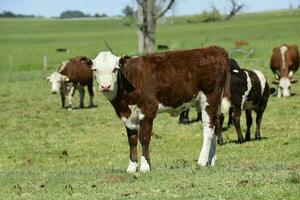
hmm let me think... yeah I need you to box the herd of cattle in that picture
[45,44,299,173]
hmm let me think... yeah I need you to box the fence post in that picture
[43,53,48,71]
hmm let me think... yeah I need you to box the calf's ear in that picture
[80,56,93,66]
[119,55,131,68]
[291,80,298,84]
[117,70,135,92]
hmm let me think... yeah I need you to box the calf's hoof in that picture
[140,156,151,173]
[217,139,224,145]
[179,118,189,124]
[88,104,98,108]
[126,160,138,173]
[237,139,244,144]
[255,135,261,140]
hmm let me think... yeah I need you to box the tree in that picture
[225,0,245,20]
[122,5,136,18]
[137,0,176,54]
[60,10,87,18]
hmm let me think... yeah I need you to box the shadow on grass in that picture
[68,105,98,110]
[221,136,269,145]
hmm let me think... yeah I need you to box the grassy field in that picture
[0,10,300,199]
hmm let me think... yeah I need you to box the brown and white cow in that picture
[45,56,96,109]
[92,47,231,173]
[270,45,299,97]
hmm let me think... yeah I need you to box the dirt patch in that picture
[105,175,126,184]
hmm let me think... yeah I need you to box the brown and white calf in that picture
[45,56,96,109]
[92,47,231,173]
[217,68,270,144]
[270,45,299,97]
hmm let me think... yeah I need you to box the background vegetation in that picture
[0,9,299,199]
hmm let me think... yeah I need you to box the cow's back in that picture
[123,46,229,107]
[60,56,93,85]
[270,45,300,73]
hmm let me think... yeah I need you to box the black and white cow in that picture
[179,59,271,144]
[217,68,271,144]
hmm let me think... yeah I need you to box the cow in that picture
[45,56,96,109]
[91,46,231,173]
[217,68,271,144]
[270,45,299,97]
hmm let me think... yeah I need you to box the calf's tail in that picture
[220,69,231,114]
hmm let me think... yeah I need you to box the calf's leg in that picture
[138,117,154,172]
[233,108,244,143]
[78,85,85,108]
[87,82,96,107]
[255,110,264,140]
[198,92,218,166]
[227,107,234,127]
[245,110,252,141]
[179,110,189,124]
[60,90,65,108]
[126,127,138,173]
[217,114,224,145]
[66,86,75,110]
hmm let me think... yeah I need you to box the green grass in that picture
[0,10,300,199]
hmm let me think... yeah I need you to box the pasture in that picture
[0,10,300,199]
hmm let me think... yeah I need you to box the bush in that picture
[187,8,222,23]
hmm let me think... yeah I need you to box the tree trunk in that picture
[145,0,156,54]
[137,1,146,54]
[137,0,175,54]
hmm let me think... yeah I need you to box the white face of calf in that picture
[278,77,291,97]
[92,51,120,100]
[45,72,69,94]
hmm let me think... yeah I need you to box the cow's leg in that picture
[179,110,189,124]
[217,114,224,145]
[78,85,85,108]
[67,86,75,110]
[227,107,233,127]
[87,82,96,107]
[245,110,252,141]
[233,108,244,143]
[198,92,218,167]
[195,101,202,122]
[255,92,269,140]
[138,117,154,172]
[255,110,264,140]
[126,127,138,173]
[60,89,65,108]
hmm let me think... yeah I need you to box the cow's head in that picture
[44,71,69,94]
[92,51,134,100]
[272,70,297,97]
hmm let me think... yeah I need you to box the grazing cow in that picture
[45,56,96,109]
[92,46,231,173]
[217,68,270,144]
[270,45,299,97]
